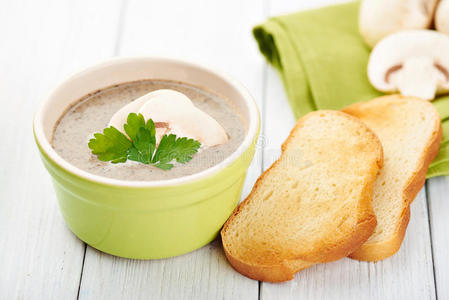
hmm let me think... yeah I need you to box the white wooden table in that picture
[1,0,448,299]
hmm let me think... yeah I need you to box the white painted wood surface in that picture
[0,0,122,299]
[0,0,447,299]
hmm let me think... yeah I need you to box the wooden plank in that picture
[427,177,449,299]
[260,0,437,297]
[79,241,255,300]
[78,0,265,299]
[0,0,122,299]
[262,68,296,170]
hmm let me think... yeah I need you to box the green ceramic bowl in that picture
[33,57,260,259]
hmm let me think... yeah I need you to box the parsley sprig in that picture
[88,113,201,170]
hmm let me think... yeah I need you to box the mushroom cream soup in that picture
[52,80,245,181]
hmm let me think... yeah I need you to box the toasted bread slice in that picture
[343,95,442,261]
[221,111,383,282]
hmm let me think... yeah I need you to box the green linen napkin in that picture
[253,1,449,178]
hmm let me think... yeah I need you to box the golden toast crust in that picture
[344,95,442,261]
[221,111,383,282]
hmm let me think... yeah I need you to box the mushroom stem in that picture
[392,57,439,100]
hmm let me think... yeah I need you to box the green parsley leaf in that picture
[123,113,145,141]
[145,118,156,152]
[89,113,202,170]
[153,134,201,166]
[127,127,155,164]
[153,162,174,171]
[88,126,132,163]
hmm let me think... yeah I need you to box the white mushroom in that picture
[367,30,449,101]
[436,0,449,35]
[108,89,182,141]
[109,89,228,147]
[359,0,438,47]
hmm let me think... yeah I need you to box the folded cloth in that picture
[253,1,449,178]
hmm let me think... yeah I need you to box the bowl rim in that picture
[33,56,260,188]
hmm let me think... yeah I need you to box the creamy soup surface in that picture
[52,80,246,181]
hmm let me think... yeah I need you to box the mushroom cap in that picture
[367,30,449,100]
[359,0,438,47]
[436,0,449,36]
[108,89,193,142]
[138,93,228,147]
